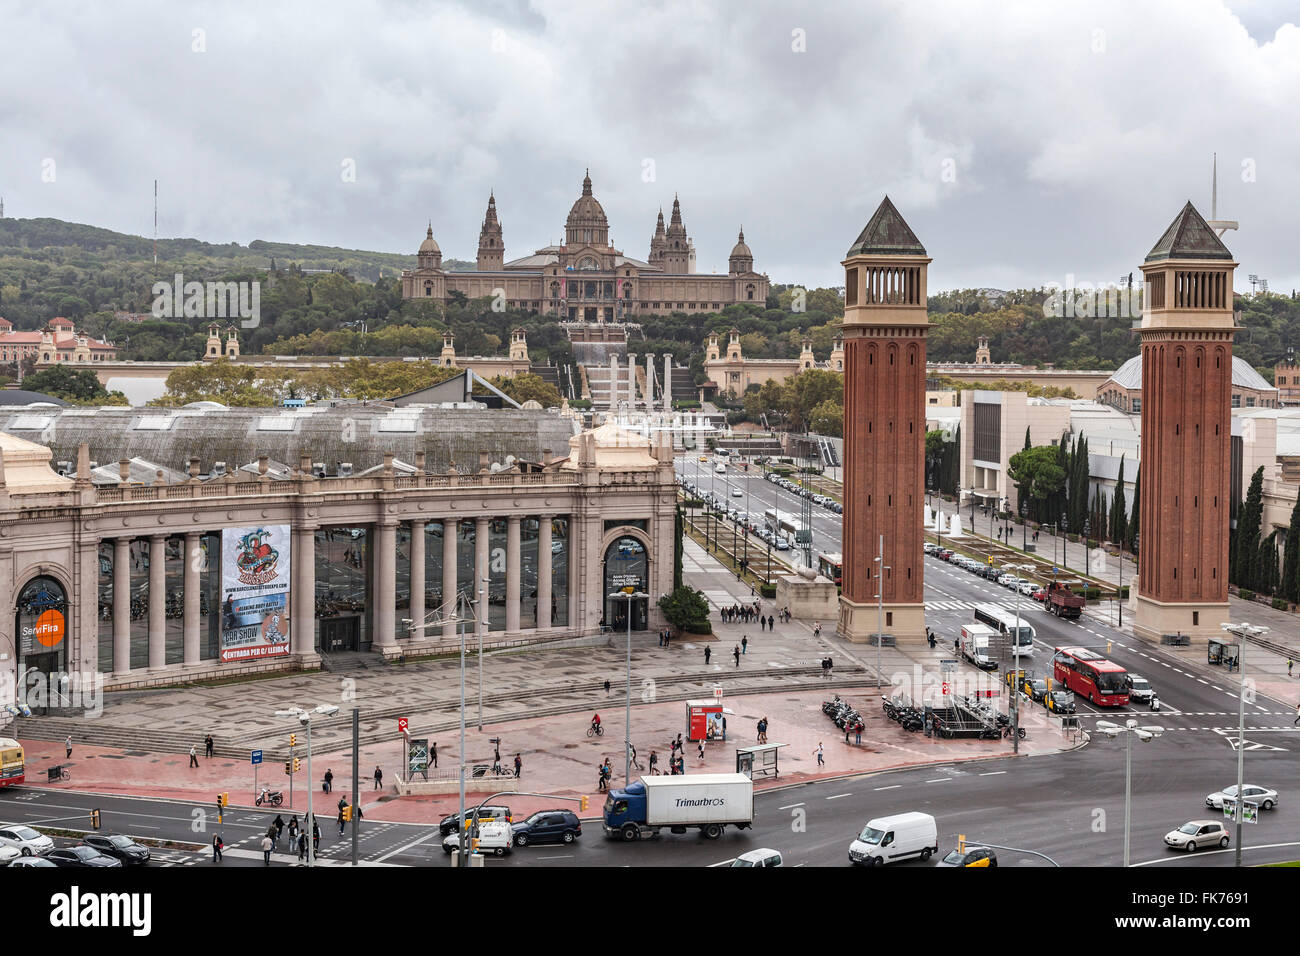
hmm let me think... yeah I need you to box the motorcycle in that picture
[256,786,284,807]
[1149,695,1161,711]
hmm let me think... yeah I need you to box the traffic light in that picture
[284,761,292,775]
[470,837,480,851]
[957,833,966,853]
[342,805,353,822]
[289,733,297,748]
[218,792,228,807]
[579,795,589,812]
[293,757,301,774]
[90,809,101,830]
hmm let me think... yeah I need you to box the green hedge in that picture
[1086,539,1099,549]
[569,398,592,409]
[680,497,704,508]
[1272,598,1290,611]
[1239,589,1255,601]
[1066,533,1079,543]
[760,585,777,599]
[672,399,701,410]
[684,621,713,634]
[1081,587,1101,600]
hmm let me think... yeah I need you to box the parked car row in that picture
[763,471,842,514]
[440,807,582,856]
[0,824,149,867]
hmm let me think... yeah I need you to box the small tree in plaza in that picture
[658,586,711,635]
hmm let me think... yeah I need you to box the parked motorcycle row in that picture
[880,695,926,733]
[822,696,866,733]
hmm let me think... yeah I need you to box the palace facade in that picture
[400,172,770,319]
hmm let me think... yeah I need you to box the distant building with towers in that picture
[400,171,770,318]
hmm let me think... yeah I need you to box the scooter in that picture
[256,785,284,807]
[1149,695,1161,712]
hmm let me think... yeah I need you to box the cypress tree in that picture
[1128,469,1140,553]
[1259,532,1280,597]
[1282,494,1300,603]
[1234,467,1265,590]
[1110,456,1127,547]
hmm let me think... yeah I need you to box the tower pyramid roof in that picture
[1144,201,1233,262]
[846,196,926,257]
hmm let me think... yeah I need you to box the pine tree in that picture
[1234,467,1265,590]
[1128,469,1140,553]
[1282,494,1300,603]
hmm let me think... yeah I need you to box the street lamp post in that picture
[1095,718,1165,866]
[1021,501,1027,551]
[273,702,340,867]
[608,590,649,787]
[1084,518,1091,579]
[1222,621,1268,867]
[873,535,889,682]
[1061,511,1068,573]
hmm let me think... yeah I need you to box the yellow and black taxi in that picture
[937,846,998,867]
[1044,689,1075,714]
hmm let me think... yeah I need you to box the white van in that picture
[442,820,513,857]
[715,463,726,473]
[848,812,938,866]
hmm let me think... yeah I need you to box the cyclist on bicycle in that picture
[591,713,601,733]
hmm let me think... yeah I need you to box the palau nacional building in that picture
[838,197,1240,647]
[0,404,676,701]
[400,172,771,319]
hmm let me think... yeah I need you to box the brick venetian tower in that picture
[838,197,929,644]
[1134,202,1236,642]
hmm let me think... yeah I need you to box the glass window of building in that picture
[550,518,569,628]
[165,539,184,665]
[97,542,113,674]
[315,527,370,653]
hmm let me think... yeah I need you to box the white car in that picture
[1205,784,1277,811]
[731,488,743,497]
[731,848,783,867]
[1017,581,1038,596]
[0,824,54,856]
[0,843,19,865]
[1165,820,1230,852]
[442,820,513,857]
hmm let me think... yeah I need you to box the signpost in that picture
[398,717,409,781]
[251,749,262,803]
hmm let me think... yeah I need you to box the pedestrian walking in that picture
[262,832,273,864]
[597,763,608,792]
[767,614,773,631]
[297,832,307,861]
[697,741,705,761]
[373,765,383,790]
[1295,702,1299,726]
[273,814,285,848]
[312,820,320,853]
[288,815,299,846]
[814,742,824,767]
[704,646,711,665]
[323,768,333,793]
[514,753,522,778]
[65,735,72,760]
[854,722,863,746]
[658,629,664,647]
[734,645,741,667]
[212,833,223,863]
[1289,659,1294,678]
[204,734,214,758]
[648,750,659,774]
[675,732,683,755]
[604,679,611,696]
[338,806,346,836]
[814,622,822,638]
[492,745,502,774]
[431,742,438,768]
[189,744,199,768]
[742,636,748,654]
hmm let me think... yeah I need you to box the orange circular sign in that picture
[35,609,65,648]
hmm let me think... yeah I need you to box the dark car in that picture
[511,809,582,847]
[82,834,150,865]
[1044,689,1076,714]
[8,856,57,867]
[438,806,512,837]
[43,846,123,868]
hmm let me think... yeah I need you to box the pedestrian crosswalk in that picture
[924,600,1027,611]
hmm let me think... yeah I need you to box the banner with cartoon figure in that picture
[221,525,291,662]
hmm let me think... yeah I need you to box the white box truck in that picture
[847,811,939,865]
[960,623,999,671]
[603,773,754,841]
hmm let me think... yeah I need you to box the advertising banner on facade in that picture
[221,525,291,662]
[407,738,430,781]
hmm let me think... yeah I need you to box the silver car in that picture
[0,824,54,856]
[1205,784,1277,811]
[1164,820,1229,852]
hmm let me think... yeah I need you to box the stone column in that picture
[442,519,458,639]
[148,535,166,670]
[183,532,201,667]
[663,354,673,412]
[374,520,397,651]
[609,354,619,410]
[475,516,490,632]
[506,515,521,632]
[408,520,425,642]
[112,537,131,675]
[292,528,316,657]
[537,516,553,630]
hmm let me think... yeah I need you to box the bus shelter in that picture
[1208,638,1238,667]
[736,743,786,779]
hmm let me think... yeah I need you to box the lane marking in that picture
[826,793,852,800]
[873,785,901,791]
[778,802,805,810]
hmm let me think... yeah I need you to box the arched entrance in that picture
[16,576,69,715]
[603,535,649,631]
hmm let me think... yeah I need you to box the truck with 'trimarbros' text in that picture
[603,773,754,841]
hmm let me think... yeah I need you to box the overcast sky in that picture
[3,0,1298,294]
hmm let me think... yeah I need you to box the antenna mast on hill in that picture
[1206,153,1239,238]
[153,179,158,264]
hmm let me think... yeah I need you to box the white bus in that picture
[973,603,1035,656]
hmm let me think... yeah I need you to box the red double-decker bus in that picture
[1052,647,1129,706]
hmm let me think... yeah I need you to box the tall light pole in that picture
[1021,500,1027,551]
[1222,621,1268,867]
[873,535,889,682]
[1095,718,1164,867]
[477,577,486,731]
[273,702,339,866]
[1061,511,1068,573]
[609,590,648,786]
[457,590,468,866]
[1084,518,1091,579]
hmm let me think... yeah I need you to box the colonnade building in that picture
[0,404,675,700]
